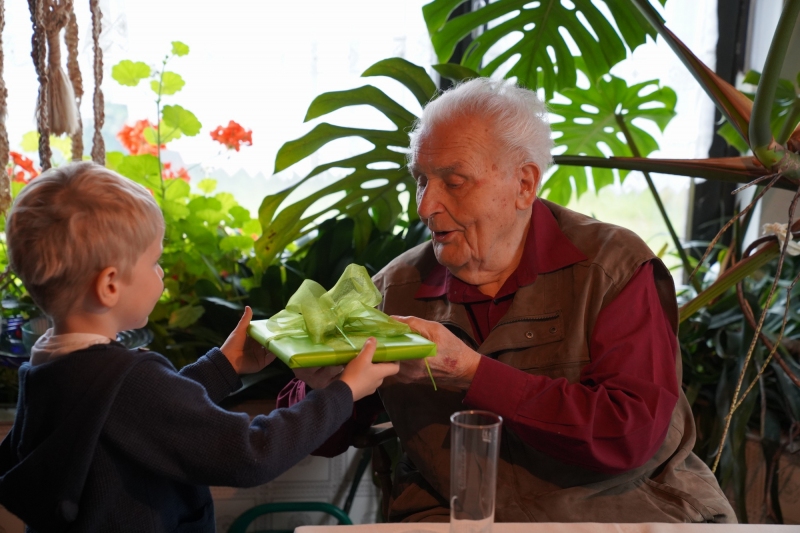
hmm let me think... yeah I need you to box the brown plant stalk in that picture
[712,182,800,473]
[688,174,780,285]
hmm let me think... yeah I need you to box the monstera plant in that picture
[257,0,800,521]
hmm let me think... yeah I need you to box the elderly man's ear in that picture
[515,161,540,210]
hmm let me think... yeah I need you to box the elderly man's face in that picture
[410,114,539,285]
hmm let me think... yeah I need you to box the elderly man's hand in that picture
[391,316,481,390]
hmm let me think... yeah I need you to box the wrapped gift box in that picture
[248,319,436,368]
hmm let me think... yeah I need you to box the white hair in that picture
[408,78,553,177]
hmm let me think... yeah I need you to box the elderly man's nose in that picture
[416,182,442,219]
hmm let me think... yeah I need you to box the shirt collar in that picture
[415,199,588,301]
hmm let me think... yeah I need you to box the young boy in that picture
[0,162,398,531]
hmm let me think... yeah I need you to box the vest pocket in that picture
[491,313,568,368]
[640,477,717,522]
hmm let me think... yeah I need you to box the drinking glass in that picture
[449,410,502,533]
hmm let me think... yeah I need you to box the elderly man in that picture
[278,78,735,523]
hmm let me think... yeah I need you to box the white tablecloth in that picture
[296,523,800,533]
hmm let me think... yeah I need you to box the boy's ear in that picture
[95,266,121,308]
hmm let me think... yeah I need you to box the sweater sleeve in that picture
[102,355,354,488]
[276,379,385,457]
[463,261,680,474]
[178,348,242,404]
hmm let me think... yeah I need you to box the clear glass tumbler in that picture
[449,410,503,533]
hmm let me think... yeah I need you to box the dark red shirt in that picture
[278,201,679,473]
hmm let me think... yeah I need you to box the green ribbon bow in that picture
[263,264,411,346]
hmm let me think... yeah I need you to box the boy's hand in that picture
[339,338,399,401]
[221,306,275,375]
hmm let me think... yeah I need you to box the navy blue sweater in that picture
[0,342,353,532]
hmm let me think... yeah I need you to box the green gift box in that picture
[248,320,436,368]
[247,264,436,369]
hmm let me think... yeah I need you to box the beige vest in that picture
[374,200,735,524]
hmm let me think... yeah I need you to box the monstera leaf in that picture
[256,58,437,267]
[422,0,664,97]
[718,70,800,153]
[544,74,676,205]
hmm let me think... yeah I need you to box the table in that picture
[297,523,800,533]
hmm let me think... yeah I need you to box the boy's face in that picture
[118,235,165,331]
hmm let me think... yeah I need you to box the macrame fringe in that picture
[0,0,12,214]
[90,0,104,165]
[65,8,83,161]
[43,0,78,137]
[29,0,52,170]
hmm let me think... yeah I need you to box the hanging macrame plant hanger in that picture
[0,0,106,214]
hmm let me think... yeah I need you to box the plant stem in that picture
[615,115,699,290]
[777,96,800,146]
[157,56,168,204]
[750,0,800,165]
[711,185,800,473]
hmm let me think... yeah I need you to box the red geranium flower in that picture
[117,119,164,156]
[7,152,40,184]
[210,121,252,151]
[162,162,190,182]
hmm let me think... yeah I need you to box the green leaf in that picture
[164,178,190,201]
[432,63,480,84]
[20,131,39,152]
[19,131,72,157]
[362,57,438,107]
[228,205,251,226]
[168,305,205,328]
[242,219,261,236]
[105,151,124,171]
[143,123,182,145]
[259,57,436,266]
[111,60,151,87]
[679,241,779,322]
[197,178,217,194]
[215,192,238,213]
[353,210,374,255]
[162,105,202,137]
[117,154,162,191]
[305,85,416,128]
[151,71,185,96]
[50,136,72,157]
[274,123,406,173]
[162,199,190,220]
[717,70,798,153]
[171,41,190,57]
[544,75,676,203]
[423,0,657,97]
[717,122,751,154]
[219,234,255,253]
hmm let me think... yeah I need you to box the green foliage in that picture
[257,58,436,267]
[162,104,202,136]
[171,41,190,57]
[422,0,662,97]
[111,60,151,86]
[680,253,800,520]
[153,72,186,96]
[545,74,676,204]
[718,70,800,154]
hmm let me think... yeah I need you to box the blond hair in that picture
[5,162,164,319]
